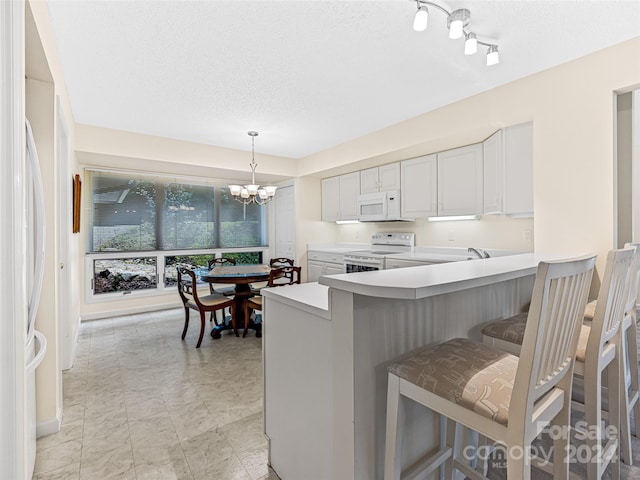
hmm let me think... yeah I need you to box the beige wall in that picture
[26,0,79,431]
[299,37,640,276]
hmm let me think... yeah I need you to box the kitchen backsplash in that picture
[333,215,534,251]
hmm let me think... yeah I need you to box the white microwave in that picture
[356,190,413,222]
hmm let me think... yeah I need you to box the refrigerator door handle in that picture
[25,119,46,333]
[26,330,47,371]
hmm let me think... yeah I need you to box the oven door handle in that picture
[344,258,382,266]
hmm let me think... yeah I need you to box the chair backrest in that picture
[589,247,635,353]
[267,266,302,287]
[270,257,294,268]
[208,257,236,269]
[177,266,200,305]
[623,242,640,315]
[511,254,596,423]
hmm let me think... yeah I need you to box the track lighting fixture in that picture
[409,0,499,66]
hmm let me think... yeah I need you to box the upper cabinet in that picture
[401,155,437,218]
[483,121,533,216]
[437,143,484,216]
[321,172,360,221]
[360,162,400,194]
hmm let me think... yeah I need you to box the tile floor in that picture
[32,307,640,480]
[33,308,280,480]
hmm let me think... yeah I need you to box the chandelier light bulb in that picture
[413,5,428,32]
[486,45,499,66]
[464,32,477,55]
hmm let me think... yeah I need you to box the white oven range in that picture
[343,232,415,273]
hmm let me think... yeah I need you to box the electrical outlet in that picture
[523,230,532,241]
[448,230,455,242]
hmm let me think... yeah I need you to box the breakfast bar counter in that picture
[261,253,566,480]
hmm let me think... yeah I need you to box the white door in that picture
[56,99,74,371]
[274,185,296,260]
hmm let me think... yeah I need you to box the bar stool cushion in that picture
[479,312,527,344]
[388,337,518,426]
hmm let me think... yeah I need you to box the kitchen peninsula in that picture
[261,253,567,480]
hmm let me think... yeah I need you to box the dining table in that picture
[200,263,271,339]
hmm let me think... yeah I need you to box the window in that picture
[87,170,268,298]
[89,171,266,253]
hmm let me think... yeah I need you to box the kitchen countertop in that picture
[319,252,568,300]
[265,252,568,304]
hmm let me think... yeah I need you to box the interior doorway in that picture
[616,88,639,247]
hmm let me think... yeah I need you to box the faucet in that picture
[468,247,490,259]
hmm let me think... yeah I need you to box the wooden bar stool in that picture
[384,255,596,480]
[481,247,635,479]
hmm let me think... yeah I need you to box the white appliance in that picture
[356,190,413,222]
[343,233,415,273]
[25,119,48,480]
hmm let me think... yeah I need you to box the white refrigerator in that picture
[25,119,48,479]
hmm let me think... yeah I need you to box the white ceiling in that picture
[46,0,640,160]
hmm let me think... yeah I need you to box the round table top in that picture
[200,264,271,284]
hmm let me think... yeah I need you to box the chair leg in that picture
[620,320,635,464]
[196,309,206,348]
[230,303,238,337]
[384,374,404,480]
[584,364,605,480]
[243,303,251,338]
[181,306,190,340]
[551,403,572,480]
[608,353,621,479]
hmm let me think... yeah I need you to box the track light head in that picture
[447,9,470,40]
[413,5,429,32]
[464,32,477,55]
[486,45,499,66]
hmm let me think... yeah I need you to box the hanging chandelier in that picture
[410,0,499,66]
[228,131,277,206]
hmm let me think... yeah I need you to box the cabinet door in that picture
[339,172,360,220]
[378,162,400,192]
[307,261,324,283]
[321,176,340,222]
[401,155,437,218]
[483,130,504,214]
[323,263,344,276]
[274,185,296,258]
[360,167,379,194]
[504,122,533,216]
[437,144,483,216]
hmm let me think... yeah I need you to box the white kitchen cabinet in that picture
[401,154,437,218]
[321,172,360,221]
[307,251,345,282]
[273,185,296,258]
[437,143,484,216]
[321,176,340,222]
[483,122,533,216]
[360,162,400,194]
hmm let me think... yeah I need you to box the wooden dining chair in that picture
[176,266,236,348]
[243,266,301,338]
[384,255,595,480]
[251,257,295,294]
[207,257,236,325]
[480,248,634,479]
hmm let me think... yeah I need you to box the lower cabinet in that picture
[307,252,345,282]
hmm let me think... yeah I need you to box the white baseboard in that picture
[36,408,61,438]
[81,301,182,321]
